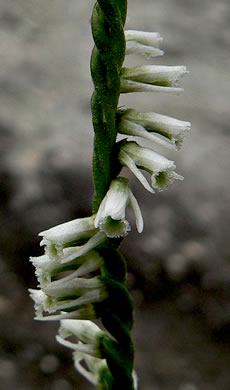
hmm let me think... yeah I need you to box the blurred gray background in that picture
[0,1,230,389]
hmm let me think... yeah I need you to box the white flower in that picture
[118,109,191,150]
[29,287,94,319]
[120,65,188,94]
[56,319,105,358]
[119,141,183,193]
[29,275,107,319]
[73,350,109,386]
[39,215,96,257]
[94,177,143,237]
[38,215,106,263]
[30,250,103,287]
[125,30,164,57]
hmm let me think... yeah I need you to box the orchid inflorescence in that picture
[29,1,190,389]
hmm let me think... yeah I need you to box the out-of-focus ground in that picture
[0,1,230,389]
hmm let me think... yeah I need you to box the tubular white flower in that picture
[43,276,102,298]
[37,304,98,322]
[29,275,107,319]
[58,319,102,344]
[39,215,98,259]
[94,177,143,236]
[30,250,104,287]
[73,350,108,386]
[125,30,164,57]
[30,287,106,318]
[56,320,105,358]
[74,350,139,389]
[118,109,191,150]
[119,141,183,193]
[120,65,188,94]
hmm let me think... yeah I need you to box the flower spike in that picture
[29,2,190,388]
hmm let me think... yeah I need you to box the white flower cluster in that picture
[118,30,191,196]
[29,29,190,388]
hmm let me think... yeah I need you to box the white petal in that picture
[121,65,188,85]
[48,256,103,286]
[36,306,97,321]
[56,336,99,357]
[74,353,98,385]
[120,79,183,94]
[126,41,164,57]
[94,178,131,237]
[120,119,175,150]
[151,169,184,192]
[43,276,102,298]
[119,150,154,193]
[53,289,106,311]
[59,319,102,343]
[73,351,108,386]
[39,216,96,246]
[95,178,130,224]
[60,232,106,264]
[99,218,131,238]
[29,288,57,316]
[128,188,144,233]
[123,109,191,149]
[133,370,138,390]
[125,30,163,47]
[122,142,175,172]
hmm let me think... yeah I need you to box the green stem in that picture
[90,2,135,389]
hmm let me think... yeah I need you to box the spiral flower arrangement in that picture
[29,1,190,389]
